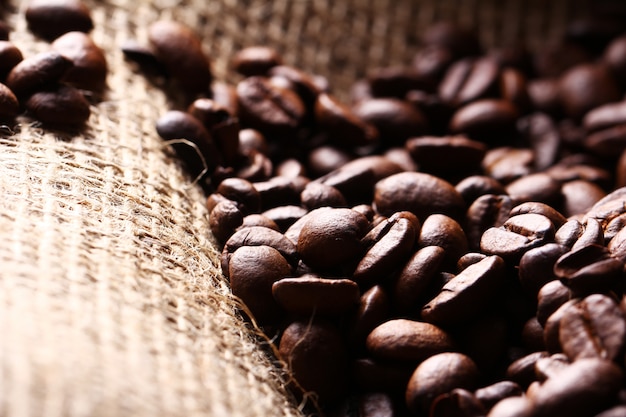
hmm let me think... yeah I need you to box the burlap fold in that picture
[0,0,591,416]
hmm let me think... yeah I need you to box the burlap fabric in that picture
[0,0,591,416]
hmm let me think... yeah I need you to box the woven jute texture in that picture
[0,0,592,416]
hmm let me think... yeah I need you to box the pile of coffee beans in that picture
[0,0,106,129]
[123,9,626,417]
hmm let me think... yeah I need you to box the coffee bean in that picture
[604,213,626,242]
[529,358,622,417]
[405,352,480,414]
[299,182,346,210]
[560,180,606,218]
[352,98,427,144]
[236,150,273,182]
[393,246,446,314]
[534,352,571,382]
[279,320,348,405]
[510,202,567,230]
[216,177,261,214]
[229,245,292,324]
[209,199,243,243]
[559,294,626,362]
[52,31,107,92]
[486,396,533,417]
[480,213,555,263]
[411,45,455,87]
[518,243,569,295]
[25,84,90,127]
[418,214,468,270]
[439,57,499,107]
[554,244,623,295]
[155,110,219,177]
[357,392,396,417]
[474,381,523,411]
[559,63,621,120]
[0,82,19,120]
[121,39,167,77]
[449,99,518,145]
[262,205,307,232]
[430,389,485,417]
[25,0,93,41]
[148,20,212,95]
[374,172,465,221]
[517,112,561,171]
[543,298,580,353]
[604,35,626,79]
[297,207,369,271]
[236,76,306,137]
[272,274,360,316]
[405,135,486,180]
[349,285,390,349]
[505,351,549,388]
[421,255,505,325]
[353,211,419,287]
[6,51,72,97]
[482,147,534,184]
[500,67,531,113]
[231,46,282,77]
[314,93,378,147]
[239,213,280,231]
[456,252,488,272]
[465,194,514,251]
[455,176,506,206]
[0,41,23,81]
[221,226,298,277]
[527,78,562,117]
[505,173,562,206]
[268,65,325,109]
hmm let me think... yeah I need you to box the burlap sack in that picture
[0,0,591,416]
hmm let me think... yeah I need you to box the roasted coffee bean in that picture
[262,205,307,232]
[608,225,626,263]
[455,176,506,205]
[229,245,292,324]
[352,98,427,144]
[279,320,348,405]
[429,388,485,417]
[475,381,523,411]
[148,20,212,95]
[529,358,622,417]
[209,199,243,243]
[418,214,468,270]
[482,147,534,184]
[560,180,606,218]
[239,213,280,231]
[559,294,626,362]
[374,172,465,221]
[559,63,621,120]
[353,211,420,287]
[604,212,626,242]
[510,202,567,230]
[439,57,499,107]
[25,84,90,127]
[210,81,239,116]
[365,319,455,363]
[269,65,325,109]
[155,110,218,177]
[297,207,369,271]
[500,67,531,113]
[236,150,273,182]
[584,187,626,229]
[543,298,579,353]
[357,392,396,417]
[486,396,533,417]
[480,213,555,263]
[314,93,378,147]
[393,246,446,314]
[216,177,261,214]
[505,173,561,206]
[421,255,505,325]
[0,83,19,120]
[465,194,514,251]
[517,112,561,171]
[52,31,107,92]
[405,352,480,414]
[188,98,232,129]
[555,219,585,248]
[6,51,72,97]
[300,182,346,210]
[518,243,569,295]
[349,285,390,349]
[120,39,167,77]
[275,158,306,178]
[505,351,549,388]
[411,45,455,87]
[595,406,626,417]
[236,76,306,137]
[253,176,300,210]
[583,101,626,157]
[405,135,486,179]
[25,0,93,41]
[534,352,571,382]
[0,41,23,80]
[456,252,488,272]
[238,128,268,155]
[221,226,298,277]
[604,35,626,79]
[554,244,623,295]
[449,99,518,145]
[527,78,562,117]
[383,147,418,172]
[187,99,239,165]
[231,46,282,77]
[306,145,352,177]
[272,274,360,316]
[367,66,428,98]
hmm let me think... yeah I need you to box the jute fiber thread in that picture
[0,0,591,416]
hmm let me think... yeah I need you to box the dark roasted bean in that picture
[559,63,621,120]
[554,245,623,296]
[209,199,243,243]
[474,381,523,411]
[6,51,72,97]
[25,84,90,127]
[449,99,518,145]
[352,98,427,144]
[439,57,499,107]
[231,46,282,77]
[430,389,485,417]
[315,93,378,147]
[52,31,107,92]
[25,0,93,41]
